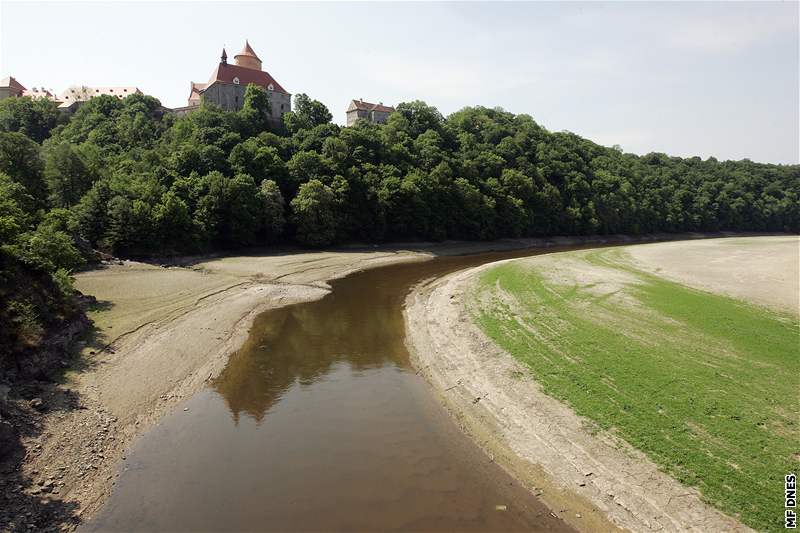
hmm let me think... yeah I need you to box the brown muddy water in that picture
[85,248,576,532]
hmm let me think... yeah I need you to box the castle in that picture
[1,40,395,127]
[184,41,291,127]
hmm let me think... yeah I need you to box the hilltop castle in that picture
[185,41,291,127]
[2,40,398,128]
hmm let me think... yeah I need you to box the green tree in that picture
[257,179,285,242]
[229,138,288,186]
[194,172,261,247]
[377,173,429,239]
[154,191,194,252]
[287,150,327,192]
[74,179,112,246]
[0,172,35,245]
[238,84,272,135]
[0,131,47,201]
[10,225,85,272]
[392,100,443,138]
[43,141,94,207]
[290,179,338,246]
[0,96,61,143]
[105,195,155,255]
[283,93,332,134]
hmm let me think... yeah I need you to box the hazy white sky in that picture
[1,1,797,164]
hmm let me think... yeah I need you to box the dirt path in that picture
[402,237,793,532]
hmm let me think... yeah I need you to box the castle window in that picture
[233,77,240,85]
[268,84,274,91]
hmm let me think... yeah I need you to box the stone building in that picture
[57,86,141,111]
[0,76,60,103]
[184,41,291,127]
[24,87,60,103]
[1,76,146,112]
[346,99,395,126]
[0,76,26,99]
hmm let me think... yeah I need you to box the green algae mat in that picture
[472,247,799,532]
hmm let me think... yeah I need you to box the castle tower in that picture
[234,40,262,71]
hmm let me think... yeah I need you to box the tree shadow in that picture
[134,232,726,271]
[0,384,83,531]
[0,298,114,531]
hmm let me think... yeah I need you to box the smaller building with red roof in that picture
[186,40,291,127]
[346,99,395,127]
[0,76,27,100]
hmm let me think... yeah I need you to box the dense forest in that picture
[0,85,798,370]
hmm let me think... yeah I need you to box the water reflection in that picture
[213,254,424,425]
[86,249,575,532]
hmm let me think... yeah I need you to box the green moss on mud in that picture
[474,249,799,532]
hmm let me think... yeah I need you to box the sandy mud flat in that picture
[627,236,799,315]
[8,232,788,530]
[403,236,796,532]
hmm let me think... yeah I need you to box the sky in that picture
[1,1,797,164]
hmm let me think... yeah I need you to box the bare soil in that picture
[627,236,799,315]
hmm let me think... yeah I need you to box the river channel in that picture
[86,248,576,531]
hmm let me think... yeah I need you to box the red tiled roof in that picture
[0,76,26,92]
[205,62,288,94]
[350,99,394,113]
[235,40,260,60]
[22,87,60,102]
[189,82,207,101]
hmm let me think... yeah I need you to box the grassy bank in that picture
[472,247,798,532]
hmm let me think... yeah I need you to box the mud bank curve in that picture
[404,251,756,532]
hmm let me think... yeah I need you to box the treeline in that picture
[0,86,798,359]
[3,86,799,255]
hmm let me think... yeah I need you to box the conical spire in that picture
[221,47,228,64]
[238,39,260,60]
[233,39,263,70]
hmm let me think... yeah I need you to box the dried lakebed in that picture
[83,247,602,532]
[72,235,785,531]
